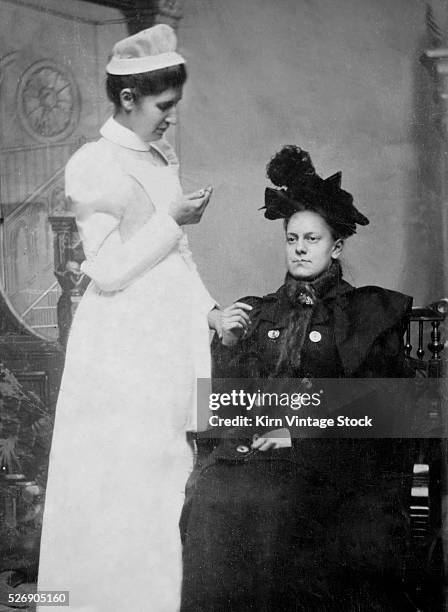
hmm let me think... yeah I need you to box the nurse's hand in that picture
[169,187,213,225]
[209,302,253,346]
[251,429,292,451]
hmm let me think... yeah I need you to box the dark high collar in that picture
[257,278,354,329]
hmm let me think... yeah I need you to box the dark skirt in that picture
[180,438,414,612]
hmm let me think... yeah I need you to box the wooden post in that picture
[421,49,448,298]
[48,213,78,273]
[48,213,86,347]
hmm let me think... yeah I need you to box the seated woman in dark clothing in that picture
[181,146,415,612]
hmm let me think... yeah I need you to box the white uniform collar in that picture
[100,117,149,151]
[100,117,176,165]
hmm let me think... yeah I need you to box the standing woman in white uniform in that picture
[37,25,250,612]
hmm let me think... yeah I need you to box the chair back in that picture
[405,299,447,608]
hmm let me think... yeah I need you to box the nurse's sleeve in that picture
[66,147,183,293]
[178,241,217,314]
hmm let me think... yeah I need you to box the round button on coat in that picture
[309,331,322,343]
[236,445,250,454]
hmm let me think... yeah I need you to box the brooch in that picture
[298,292,314,306]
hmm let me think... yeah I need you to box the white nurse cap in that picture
[106,24,185,75]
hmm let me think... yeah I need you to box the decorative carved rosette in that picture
[17,59,80,144]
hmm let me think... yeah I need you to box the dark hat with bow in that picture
[261,145,369,237]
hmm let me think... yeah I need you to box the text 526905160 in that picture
[8,591,69,606]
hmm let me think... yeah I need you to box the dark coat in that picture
[181,281,416,612]
[212,279,412,380]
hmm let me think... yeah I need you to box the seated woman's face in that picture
[285,210,343,280]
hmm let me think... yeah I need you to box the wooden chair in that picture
[404,298,447,610]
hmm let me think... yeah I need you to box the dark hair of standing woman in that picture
[106,64,188,107]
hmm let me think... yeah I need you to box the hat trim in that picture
[106,51,185,75]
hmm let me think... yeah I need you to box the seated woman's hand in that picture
[209,302,253,346]
[251,428,292,451]
[169,187,213,225]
